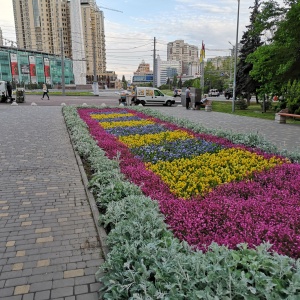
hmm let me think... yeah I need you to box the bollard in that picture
[205,105,212,112]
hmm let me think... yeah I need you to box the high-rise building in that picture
[167,40,198,75]
[12,0,107,85]
[12,0,72,57]
[0,28,3,46]
[80,0,106,84]
[134,60,151,75]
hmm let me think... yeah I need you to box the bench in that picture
[275,108,300,123]
[194,99,213,112]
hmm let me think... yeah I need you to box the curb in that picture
[64,115,109,260]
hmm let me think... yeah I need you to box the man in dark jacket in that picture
[7,81,12,99]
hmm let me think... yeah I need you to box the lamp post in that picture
[232,0,240,113]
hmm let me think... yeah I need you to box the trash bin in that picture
[190,88,202,109]
[16,88,25,103]
[181,87,202,108]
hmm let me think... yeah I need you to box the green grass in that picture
[212,101,299,124]
[212,101,276,120]
[161,89,299,124]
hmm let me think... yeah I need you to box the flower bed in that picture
[78,107,300,258]
[63,106,300,298]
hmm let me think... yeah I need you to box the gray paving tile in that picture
[0,106,104,299]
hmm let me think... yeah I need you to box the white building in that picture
[70,0,86,85]
[156,55,181,87]
[167,40,198,75]
[0,28,3,47]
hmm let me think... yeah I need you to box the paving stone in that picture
[1,286,14,297]
[74,284,88,295]
[22,293,34,300]
[52,278,75,289]
[76,293,99,300]
[30,281,53,292]
[64,269,84,279]
[14,284,30,295]
[35,290,51,300]
[51,286,74,298]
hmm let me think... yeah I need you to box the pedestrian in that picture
[41,83,49,100]
[6,81,12,100]
[185,86,191,109]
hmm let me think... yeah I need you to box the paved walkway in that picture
[0,101,299,300]
[0,106,103,300]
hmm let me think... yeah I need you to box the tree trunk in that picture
[246,93,251,106]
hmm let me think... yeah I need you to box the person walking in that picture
[41,83,49,100]
[185,86,191,109]
[6,81,13,101]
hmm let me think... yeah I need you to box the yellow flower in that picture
[147,148,287,199]
[100,120,155,129]
[119,130,193,148]
[91,113,134,119]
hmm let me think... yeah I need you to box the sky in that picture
[0,0,284,80]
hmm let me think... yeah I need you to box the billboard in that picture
[29,56,37,83]
[21,64,30,74]
[10,53,19,82]
[133,75,153,83]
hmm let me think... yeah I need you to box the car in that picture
[208,89,220,97]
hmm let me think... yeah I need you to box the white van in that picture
[132,87,175,106]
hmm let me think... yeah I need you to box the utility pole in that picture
[60,28,65,96]
[153,37,156,88]
[232,0,240,112]
[92,29,99,95]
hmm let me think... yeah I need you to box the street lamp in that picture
[232,0,240,113]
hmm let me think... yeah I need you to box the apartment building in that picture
[167,40,198,75]
[0,28,3,47]
[12,0,108,85]
[156,55,181,87]
[80,0,106,84]
[12,0,71,57]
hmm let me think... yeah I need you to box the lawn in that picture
[162,89,299,124]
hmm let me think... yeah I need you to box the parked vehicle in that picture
[0,81,15,103]
[173,89,182,97]
[0,81,8,102]
[208,89,220,97]
[132,87,175,106]
[224,88,233,99]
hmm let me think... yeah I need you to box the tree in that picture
[204,61,225,93]
[247,1,299,97]
[178,78,182,89]
[122,75,127,89]
[236,0,263,104]
[173,75,178,88]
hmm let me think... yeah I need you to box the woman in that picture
[41,83,49,100]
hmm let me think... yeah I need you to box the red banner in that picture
[29,56,37,83]
[44,58,51,84]
[10,53,19,82]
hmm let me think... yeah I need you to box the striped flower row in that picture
[78,108,300,258]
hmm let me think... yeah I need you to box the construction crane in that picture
[99,6,123,13]
[3,38,17,48]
